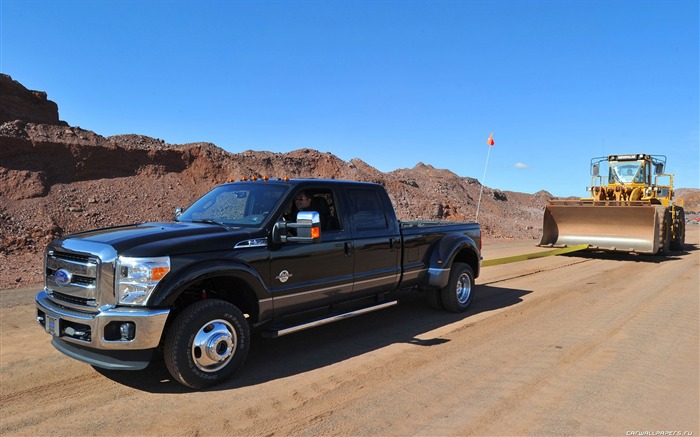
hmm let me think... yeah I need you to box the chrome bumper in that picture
[35,290,169,351]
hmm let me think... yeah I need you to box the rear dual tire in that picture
[426,262,475,313]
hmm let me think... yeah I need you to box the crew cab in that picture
[36,179,481,388]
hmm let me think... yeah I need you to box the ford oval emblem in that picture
[55,269,72,287]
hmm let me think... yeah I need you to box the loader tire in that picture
[658,211,672,256]
[670,208,686,251]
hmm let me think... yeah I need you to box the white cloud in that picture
[515,162,529,169]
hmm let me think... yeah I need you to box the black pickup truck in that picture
[36,179,481,388]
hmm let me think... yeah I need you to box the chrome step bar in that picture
[263,300,398,338]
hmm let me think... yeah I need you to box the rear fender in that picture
[425,234,480,289]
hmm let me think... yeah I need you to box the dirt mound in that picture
[675,188,700,213]
[1,78,554,289]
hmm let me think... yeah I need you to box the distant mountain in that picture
[675,188,700,213]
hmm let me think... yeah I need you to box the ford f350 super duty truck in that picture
[36,179,481,388]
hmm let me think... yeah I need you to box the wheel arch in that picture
[150,260,269,325]
[452,246,480,279]
[425,234,481,289]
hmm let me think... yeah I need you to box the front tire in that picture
[164,299,250,389]
[670,208,685,251]
[658,211,672,256]
[439,262,475,313]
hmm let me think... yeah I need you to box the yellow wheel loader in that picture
[539,154,686,255]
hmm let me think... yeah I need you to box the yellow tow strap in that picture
[482,244,590,267]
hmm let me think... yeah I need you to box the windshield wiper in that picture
[190,219,226,226]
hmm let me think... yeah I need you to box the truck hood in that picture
[61,222,258,257]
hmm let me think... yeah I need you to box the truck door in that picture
[344,186,401,295]
[269,187,354,317]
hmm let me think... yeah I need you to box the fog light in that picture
[120,322,135,341]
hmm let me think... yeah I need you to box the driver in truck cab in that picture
[288,190,336,231]
[295,191,313,212]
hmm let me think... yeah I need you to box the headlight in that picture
[116,256,170,306]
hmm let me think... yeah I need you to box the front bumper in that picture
[36,290,170,370]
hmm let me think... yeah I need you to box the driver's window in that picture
[283,189,341,232]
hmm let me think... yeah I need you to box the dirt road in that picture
[2,228,698,436]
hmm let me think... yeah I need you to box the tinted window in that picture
[348,188,388,231]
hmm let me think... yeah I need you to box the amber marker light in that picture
[311,227,321,239]
[151,266,170,281]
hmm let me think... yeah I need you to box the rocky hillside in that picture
[0,122,551,249]
[1,74,696,288]
[0,75,66,126]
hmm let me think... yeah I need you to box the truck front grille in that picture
[44,241,118,311]
[51,251,92,264]
[50,290,95,307]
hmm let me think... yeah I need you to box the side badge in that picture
[275,270,293,283]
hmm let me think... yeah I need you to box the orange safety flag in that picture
[486,133,495,146]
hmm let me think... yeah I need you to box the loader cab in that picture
[609,161,646,185]
[603,154,663,187]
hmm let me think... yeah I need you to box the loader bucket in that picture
[539,201,666,254]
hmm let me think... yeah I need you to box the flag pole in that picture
[476,133,494,222]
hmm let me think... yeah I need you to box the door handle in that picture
[344,242,353,256]
[389,238,399,250]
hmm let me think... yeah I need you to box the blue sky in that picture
[1,0,698,197]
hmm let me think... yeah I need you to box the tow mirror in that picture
[272,211,322,243]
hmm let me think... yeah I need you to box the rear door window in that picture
[347,188,389,231]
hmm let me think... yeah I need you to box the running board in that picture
[262,300,398,338]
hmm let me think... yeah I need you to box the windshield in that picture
[177,183,289,227]
[609,161,644,184]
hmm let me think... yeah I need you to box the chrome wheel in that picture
[192,319,237,372]
[455,272,472,304]
[440,262,475,313]
[164,299,250,388]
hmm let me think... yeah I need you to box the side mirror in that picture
[655,163,664,175]
[592,164,599,176]
[272,211,322,243]
[174,207,184,219]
